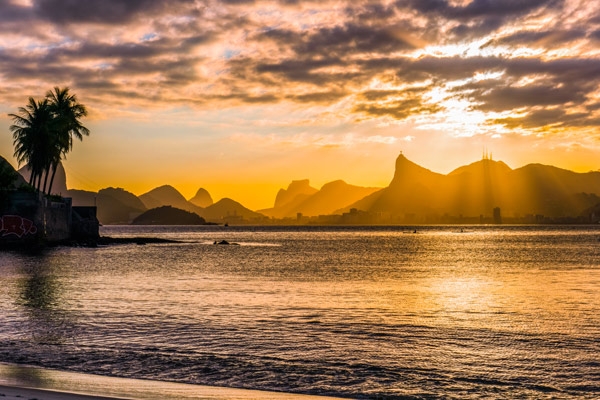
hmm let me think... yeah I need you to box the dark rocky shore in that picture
[75,236,182,247]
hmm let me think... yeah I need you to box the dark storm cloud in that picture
[0,1,32,22]
[352,86,441,120]
[401,0,562,20]
[219,0,255,4]
[260,23,416,58]
[286,90,348,104]
[393,0,565,41]
[344,3,397,22]
[353,98,442,120]
[449,17,505,39]
[304,24,416,54]
[359,87,431,102]
[255,58,350,84]
[493,109,598,129]
[590,29,600,40]
[389,56,600,89]
[393,56,503,82]
[472,84,586,111]
[40,32,214,64]
[205,92,280,104]
[1,0,598,133]
[503,57,600,85]
[397,56,600,127]
[492,29,587,47]
[33,0,196,24]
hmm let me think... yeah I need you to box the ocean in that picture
[1,225,599,399]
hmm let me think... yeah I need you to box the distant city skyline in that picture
[1,1,599,209]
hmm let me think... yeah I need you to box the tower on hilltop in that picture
[482,147,493,161]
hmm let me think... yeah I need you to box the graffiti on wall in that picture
[0,215,38,238]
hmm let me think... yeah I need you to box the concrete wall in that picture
[0,192,97,245]
[0,191,42,245]
[39,198,71,242]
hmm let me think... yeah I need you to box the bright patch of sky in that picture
[141,33,158,42]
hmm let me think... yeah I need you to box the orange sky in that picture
[1,0,599,210]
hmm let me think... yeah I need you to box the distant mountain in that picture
[202,198,265,223]
[68,187,147,225]
[0,156,26,189]
[274,179,318,208]
[67,189,97,206]
[345,153,600,220]
[361,153,445,215]
[132,206,206,225]
[261,179,380,218]
[100,187,147,211]
[140,185,203,215]
[18,162,68,195]
[97,188,147,224]
[189,188,213,208]
[259,179,318,218]
[294,180,380,216]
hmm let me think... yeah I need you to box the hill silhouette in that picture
[68,187,147,225]
[344,153,600,221]
[0,156,26,189]
[202,198,265,223]
[67,189,96,206]
[262,179,380,218]
[132,206,206,225]
[68,184,263,225]
[97,187,147,224]
[140,185,203,215]
[6,150,600,225]
[274,179,318,208]
[345,155,444,215]
[189,188,213,208]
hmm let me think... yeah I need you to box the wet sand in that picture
[0,385,127,400]
[0,364,341,400]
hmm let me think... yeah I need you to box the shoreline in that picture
[0,385,128,400]
[0,363,343,400]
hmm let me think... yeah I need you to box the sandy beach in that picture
[0,385,128,400]
[0,364,342,400]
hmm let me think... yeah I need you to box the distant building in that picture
[493,207,502,224]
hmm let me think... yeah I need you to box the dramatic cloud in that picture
[0,0,599,134]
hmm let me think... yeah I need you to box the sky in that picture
[0,0,599,210]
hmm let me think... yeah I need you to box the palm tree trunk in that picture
[43,169,50,194]
[48,163,59,196]
[35,172,41,192]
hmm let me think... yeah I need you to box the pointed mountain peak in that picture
[189,187,213,208]
[395,152,425,169]
[18,161,68,195]
[139,185,191,211]
[391,153,441,184]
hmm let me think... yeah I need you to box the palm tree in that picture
[9,88,89,196]
[45,87,89,195]
[9,97,55,192]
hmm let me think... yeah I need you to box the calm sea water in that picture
[1,225,599,399]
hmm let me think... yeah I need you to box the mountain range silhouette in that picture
[7,153,600,225]
[348,154,600,220]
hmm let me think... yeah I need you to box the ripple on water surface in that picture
[0,225,599,398]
